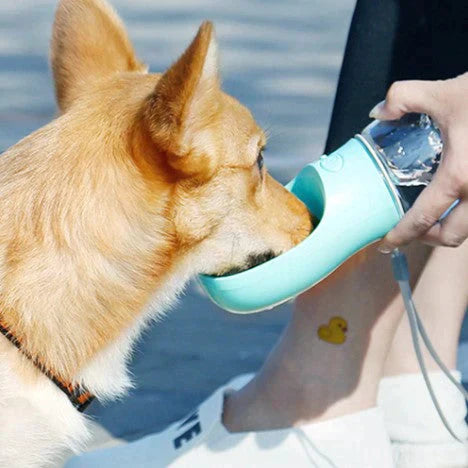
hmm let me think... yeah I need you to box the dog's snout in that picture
[288,196,313,246]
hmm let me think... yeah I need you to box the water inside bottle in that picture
[362,113,443,187]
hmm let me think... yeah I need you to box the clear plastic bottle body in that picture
[360,113,443,211]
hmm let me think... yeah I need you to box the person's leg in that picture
[378,242,468,467]
[223,244,431,432]
[384,241,468,376]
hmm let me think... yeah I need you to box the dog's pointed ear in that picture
[144,22,221,177]
[51,0,146,112]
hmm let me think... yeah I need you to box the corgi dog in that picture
[0,0,311,465]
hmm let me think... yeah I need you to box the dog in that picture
[0,0,311,465]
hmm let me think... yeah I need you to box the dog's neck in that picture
[0,116,187,387]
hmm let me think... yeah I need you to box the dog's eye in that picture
[257,150,264,171]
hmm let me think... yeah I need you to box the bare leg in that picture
[224,244,430,432]
[375,242,468,467]
[384,241,468,376]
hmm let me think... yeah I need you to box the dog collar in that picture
[0,319,94,412]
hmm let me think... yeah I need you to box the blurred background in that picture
[0,0,466,444]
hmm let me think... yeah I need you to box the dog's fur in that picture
[0,0,311,465]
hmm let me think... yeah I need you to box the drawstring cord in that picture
[391,249,468,442]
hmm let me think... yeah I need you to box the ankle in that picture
[222,378,287,432]
[222,368,376,433]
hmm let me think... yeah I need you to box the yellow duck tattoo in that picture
[318,317,348,345]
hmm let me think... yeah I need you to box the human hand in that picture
[369,72,468,251]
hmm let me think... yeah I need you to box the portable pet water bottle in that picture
[201,113,468,441]
[200,113,443,314]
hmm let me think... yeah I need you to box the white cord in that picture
[391,249,467,442]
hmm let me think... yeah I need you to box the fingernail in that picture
[369,100,385,119]
[377,243,393,254]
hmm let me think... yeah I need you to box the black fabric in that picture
[325,0,468,154]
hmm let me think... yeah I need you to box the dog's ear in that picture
[145,21,221,178]
[51,0,145,112]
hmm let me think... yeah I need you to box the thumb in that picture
[369,80,442,121]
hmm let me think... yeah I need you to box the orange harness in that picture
[0,320,94,412]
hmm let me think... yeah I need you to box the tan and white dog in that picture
[0,0,311,466]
